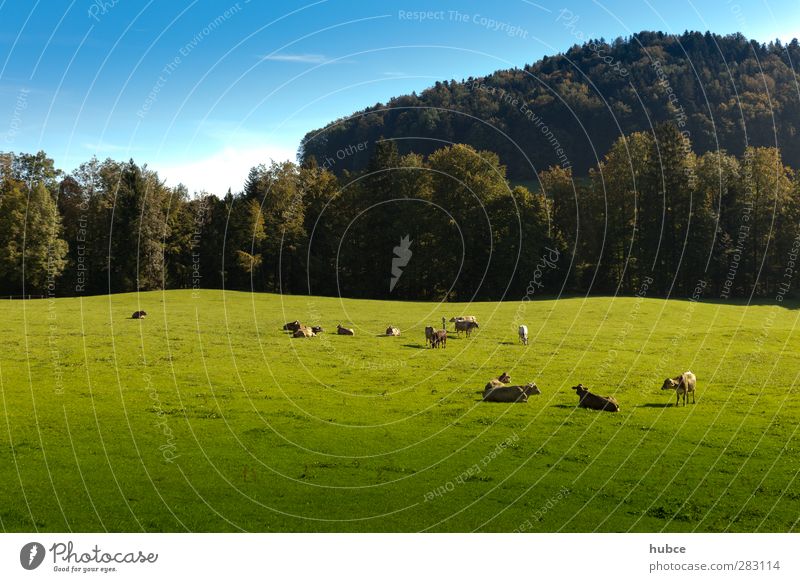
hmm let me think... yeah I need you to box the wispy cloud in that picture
[82,140,133,152]
[260,53,355,65]
[260,53,332,64]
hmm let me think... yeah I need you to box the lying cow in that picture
[571,384,620,412]
[432,329,447,348]
[483,383,541,403]
[132,310,147,319]
[282,320,302,332]
[292,327,315,338]
[485,372,512,391]
[519,325,528,345]
[449,315,477,323]
[455,320,479,337]
[661,371,696,406]
[311,326,324,334]
[386,326,401,336]
[337,324,355,336]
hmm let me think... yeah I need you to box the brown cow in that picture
[571,384,620,412]
[425,326,435,347]
[455,320,479,337]
[483,383,541,402]
[337,324,355,336]
[432,329,447,348]
[132,310,147,319]
[484,372,512,391]
[386,326,401,336]
[292,327,315,338]
[661,371,696,406]
[282,320,302,332]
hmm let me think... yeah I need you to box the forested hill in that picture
[300,31,800,180]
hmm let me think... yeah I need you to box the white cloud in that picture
[260,53,331,64]
[156,144,297,196]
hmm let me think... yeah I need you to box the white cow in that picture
[518,325,529,345]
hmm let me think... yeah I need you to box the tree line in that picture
[1,123,799,302]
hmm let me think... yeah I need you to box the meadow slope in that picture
[0,290,798,532]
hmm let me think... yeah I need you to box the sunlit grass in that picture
[1,290,798,532]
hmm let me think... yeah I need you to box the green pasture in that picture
[0,290,798,532]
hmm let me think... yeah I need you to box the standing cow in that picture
[425,326,435,347]
[518,325,528,345]
[432,329,447,348]
[661,371,696,406]
[455,320,479,337]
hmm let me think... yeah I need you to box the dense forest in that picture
[2,121,799,301]
[300,31,800,180]
[2,31,799,302]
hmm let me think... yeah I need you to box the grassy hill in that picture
[1,290,798,532]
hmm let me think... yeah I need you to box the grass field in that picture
[1,290,798,532]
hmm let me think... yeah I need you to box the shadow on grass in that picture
[550,404,576,409]
[640,403,673,408]
[402,344,427,349]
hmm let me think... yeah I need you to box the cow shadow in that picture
[550,404,575,409]
[402,344,427,350]
[640,403,672,408]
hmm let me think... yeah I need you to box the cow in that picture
[483,383,541,402]
[311,326,324,334]
[432,329,447,348]
[450,316,477,323]
[386,326,401,336]
[337,324,355,336]
[571,384,620,412]
[485,372,512,391]
[455,320,479,337]
[661,371,697,406]
[425,326,435,347]
[282,320,302,332]
[292,327,315,338]
[519,325,529,345]
[132,310,147,319]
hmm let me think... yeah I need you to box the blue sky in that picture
[1,0,798,194]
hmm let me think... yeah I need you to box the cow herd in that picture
[129,308,697,410]
[277,313,698,412]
